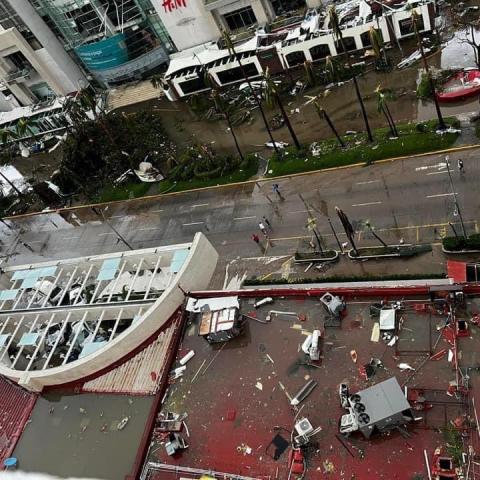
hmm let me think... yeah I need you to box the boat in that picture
[436,69,480,103]
[117,416,129,430]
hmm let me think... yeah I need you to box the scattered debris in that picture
[278,381,293,403]
[301,329,322,361]
[255,382,263,391]
[180,350,195,365]
[237,443,252,455]
[398,363,415,371]
[254,297,274,309]
[370,323,380,342]
[350,350,358,363]
[291,379,318,406]
[117,416,129,430]
[165,432,188,455]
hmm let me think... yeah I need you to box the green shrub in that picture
[267,118,460,177]
[443,234,480,251]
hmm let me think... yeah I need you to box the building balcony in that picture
[5,66,32,83]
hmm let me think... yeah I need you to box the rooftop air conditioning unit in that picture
[295,418,314,437]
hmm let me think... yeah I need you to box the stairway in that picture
[106,79,162,111]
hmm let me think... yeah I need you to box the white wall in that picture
[5,0,87,93]
[151,0,221,51]
[34,49,84,94]
[1,233,219,392]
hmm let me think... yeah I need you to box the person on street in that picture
[263,216,272,229]
[272,183,281,197]
[258,222,267,235]
[458,158,464,173]
[251,233,260,244]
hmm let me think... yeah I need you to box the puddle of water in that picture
[13,392,153,480]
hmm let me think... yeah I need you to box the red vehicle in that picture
[437,69,480,103]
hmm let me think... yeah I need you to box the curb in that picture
[293,250,339,263]
[442,247,480,254]
[6,142,480,221]
[348,244,416,260]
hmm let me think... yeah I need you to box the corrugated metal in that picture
[0,376,36,466]
[82,322,177,395]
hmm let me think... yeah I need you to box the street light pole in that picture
[445,156,467,239]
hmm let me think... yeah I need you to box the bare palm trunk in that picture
[319,108,345,147]
[225,111,244,161]
[383,102,398,137]
[369,227,388,247]
[233,53,280,157]
[275,92,300,149]
[339,36,374,142]
[414,19,446,130]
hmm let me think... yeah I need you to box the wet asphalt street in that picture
[1,148,479,269]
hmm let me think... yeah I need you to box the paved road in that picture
[1,148,478,268]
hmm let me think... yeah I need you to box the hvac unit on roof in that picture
[294,418,314,437]
[357,413,370,425]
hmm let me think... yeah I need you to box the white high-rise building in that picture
[0,0,178,109]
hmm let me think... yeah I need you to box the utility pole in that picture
[91,207,133,250]
[445,156,467,239]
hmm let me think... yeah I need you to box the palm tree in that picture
[15,117,38,142]
[375,85,398,138]
[325,56,343,84]
[264,68,301,149]
[206,73,244,162]
[411,9,446,130]
[0,128,17,145]
[313,94,345,148]
[329,5,374,142]
[222,30,281,157]
[303,60,317,88]
[336,206,357,255]
[150,74,164,90]
[369,27,388,66]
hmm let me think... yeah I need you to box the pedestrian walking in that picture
[262,216,272,229]
[458,158,464,173]
[251,233,260,244]
[272,183,281,197]
[258,221,267,235]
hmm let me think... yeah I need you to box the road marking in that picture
[151,209,164,213]
[234,216,256,220]
[355,180,380,185]
[426,171,448,176]
[426,193,456,198]
[287,210,308,214]
[138,227,157,231]
[98,232,116,236]
[183,221,204,226]
[62,236,79,240]
[110,215,123,218]
[415,162,447,171]
[351,201,382,207]
[28,240,44,244]
[191,203,209,208]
